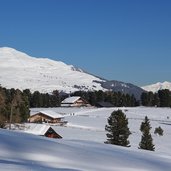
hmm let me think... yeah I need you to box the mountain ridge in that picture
[0,47,144,99]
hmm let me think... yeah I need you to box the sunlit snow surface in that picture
[0,47,105,93]
[1,107,171,171]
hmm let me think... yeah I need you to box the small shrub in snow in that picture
[154,126,164,136]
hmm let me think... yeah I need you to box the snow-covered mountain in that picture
[142,81,171,93]
[0,47,144,98]
[0,47,106,93]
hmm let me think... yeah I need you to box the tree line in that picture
[72,90,139,107]
[25,88,171,108]
[1,85,170,128]
[23,89,61,108]
[0,86,140,127]
[22,90,139,108]
[25,89,171,108]
[141,89,171,107]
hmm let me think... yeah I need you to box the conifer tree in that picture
[139,116,155,151]
[105,110,131,147]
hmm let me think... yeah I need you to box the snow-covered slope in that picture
[142,81,171,92]
[0,47,145,97]
[31,106,171,155]
[1,107,171,170]
[0,127,171,171]
[0,47,105,93]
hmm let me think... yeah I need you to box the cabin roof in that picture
[30,110,64,119]
[24,123,52,135]
[61,96,81,104]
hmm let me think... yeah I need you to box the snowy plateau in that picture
[0,107,171,170]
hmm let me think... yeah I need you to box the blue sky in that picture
[0,0,171,86]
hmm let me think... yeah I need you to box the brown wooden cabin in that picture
[28,110,66,125]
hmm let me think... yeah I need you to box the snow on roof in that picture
[31,110,64,119]
[61,96,81,104]
[24,123,51,135]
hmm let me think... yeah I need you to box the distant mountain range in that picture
[141,81,171,93]
[0,47,144,99]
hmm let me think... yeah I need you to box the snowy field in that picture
[31,106,171,154]
[1,107,171,170]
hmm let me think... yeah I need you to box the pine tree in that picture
[139,116,155,151]
[105,110,131,147]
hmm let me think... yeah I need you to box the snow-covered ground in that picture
[1,107,171,170]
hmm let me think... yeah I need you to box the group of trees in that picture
[141,89,171,107]
[22,88,171,108]
[105,110,163,151]
[72,90,139,107]
[10,88,171,108]
[0,86,139,128]
[21,89,139,108]
[0,87,30,127]
[23,89,61,108]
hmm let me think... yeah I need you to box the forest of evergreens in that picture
[141,89,171,107]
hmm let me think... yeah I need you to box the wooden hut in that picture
[28,110,67,125]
